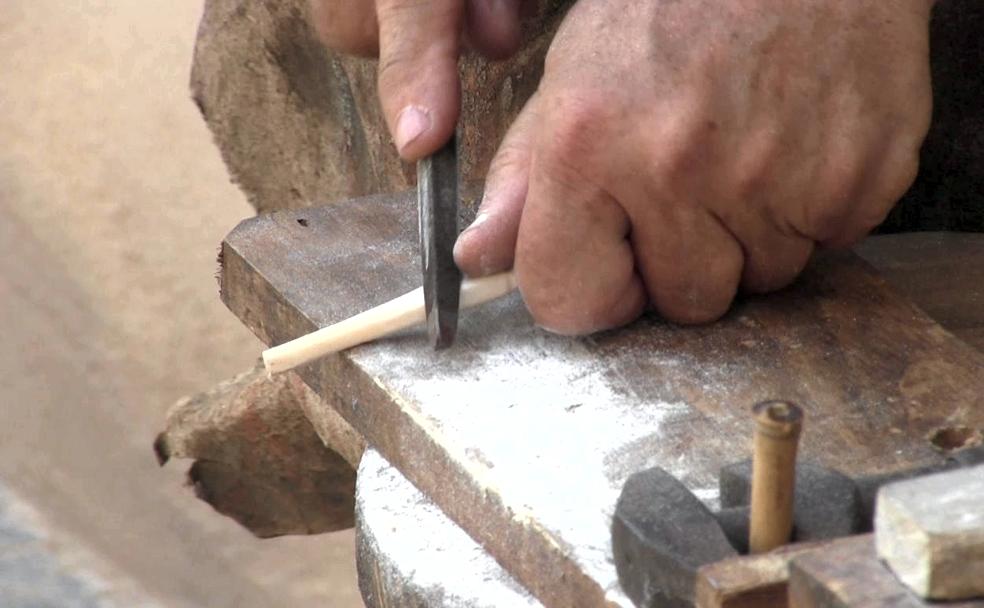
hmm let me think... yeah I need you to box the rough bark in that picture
[189,0,571,214]
[155,361,364,537]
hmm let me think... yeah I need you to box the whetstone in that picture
[220,192,984,608]
[875,463,984,600]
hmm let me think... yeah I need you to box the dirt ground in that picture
[0,1,362,606]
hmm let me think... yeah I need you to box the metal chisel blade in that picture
[418,134,462,349]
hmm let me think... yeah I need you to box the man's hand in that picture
[309,0,526,160]
[454,0,934,333]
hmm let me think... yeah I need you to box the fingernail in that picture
[453,211,492,272]
[453,212,488,258]
[395,105,431,153]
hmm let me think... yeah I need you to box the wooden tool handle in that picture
[262,271,517,377]
[749,400,804,554]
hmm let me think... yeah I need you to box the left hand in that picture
[309,0,529,160]
[455,0,934,333]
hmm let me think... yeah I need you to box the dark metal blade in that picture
[418,134,462,349]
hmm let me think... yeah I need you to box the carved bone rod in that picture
[262,271,517,376]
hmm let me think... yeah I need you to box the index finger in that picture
[376,0,464,159]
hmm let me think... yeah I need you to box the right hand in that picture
[309,0,528,160]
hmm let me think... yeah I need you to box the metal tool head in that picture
[417,134,462,349]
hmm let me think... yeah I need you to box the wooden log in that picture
[875,463,984,600]
[788,535,984,608]
[220,190,984,608]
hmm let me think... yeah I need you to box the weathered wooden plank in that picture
[220,194,984,608]
[788,535,984,608]
[855,232,984,351]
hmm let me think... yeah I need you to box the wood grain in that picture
[696,542,829,608]
[788,535,984,608]
[855,232,984,352]
[220,193,984,608]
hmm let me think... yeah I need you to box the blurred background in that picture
[0,2,361,606]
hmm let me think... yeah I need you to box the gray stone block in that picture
[875,463,984,600]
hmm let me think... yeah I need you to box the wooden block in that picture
[789,535,984,608]
[220,194,984,608]
[696,542,828,608]
[875,463,984,600]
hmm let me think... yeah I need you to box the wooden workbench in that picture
[220,192,984,608]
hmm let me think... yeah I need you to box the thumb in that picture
[454,94,540,277]
[376,0,464,160]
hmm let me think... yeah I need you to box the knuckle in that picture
[797,155,865,240]
[519,284,585,335]
[821,154,866,208]
[377,45,414,89]
[800,199,853,242]
[516,253,638,336]
[643,114,715,199]
[844,151,921,243]
[650,265,740,326]
[899,91,933,147]
[542,40,567,76]
[731,131,780,200]
[653,242,743,325]
[541,93,609,164]
[742,242,813,294]
[376,0,437,22]
[657,290,732,325]
[488,141,529,177]
[526,303,585,336]
[879,148,921,205]
[521,282,620,336]
[816,145,921,246]
[743,264,799,295]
